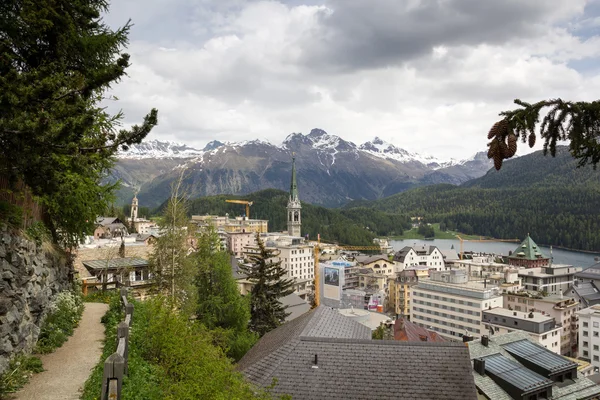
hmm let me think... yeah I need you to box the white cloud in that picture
[103,0,600,160]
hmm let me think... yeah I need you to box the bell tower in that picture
[287,156,301,237]
[130,194,139,222]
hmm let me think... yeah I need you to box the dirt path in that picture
[12,302,109,400]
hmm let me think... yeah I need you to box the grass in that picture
[0,355,44,397]
[391,223,487,240]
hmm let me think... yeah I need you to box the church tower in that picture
[130,194,139,222]
[287,156,302,237]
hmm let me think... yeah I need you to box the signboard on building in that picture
[322,264,344,302]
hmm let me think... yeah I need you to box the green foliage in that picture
[360,183,600,251]
[35,290,84,354]
[417,223,435,238]
[24,221,51,245]
[192,227,257,360]
[239,234,295,337]
[149,174,195,309]
[83,294,271,400]
[0,200,23,228]
[83,290,113,304]
[0,0,158,247]
[0,355,44,397]
[186,189,409,245]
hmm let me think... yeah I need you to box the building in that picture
[482,308,562,353]
[503,292,579,357]
[393,245,445,271]
[577,305,600,370]
[387,269,429,318]
[468,331,600,400]
[237,306,478,400]
[191,214,268,234]
[508,234,550,268]
[227,231,257,257]
[575,263,600,287]
[519,264,581,295]
[81,257,151,290]
[287,156,301,237]
[411,270,503,340]
[354,255,394,275]
[566,281,600,308]
[394,316,446,342]
[94,217,128,239]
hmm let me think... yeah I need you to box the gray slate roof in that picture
[82,257,148,272]
[279,293,311,322]
[354,255,390,265]
[238,306,477,400]
[565,281,600,308]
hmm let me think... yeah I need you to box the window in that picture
[584,331,589,337]
[595,322,599,328]
[584,341,589,347]
[542,334,548,340]
[595,332,599,338]
[584,322,589,328]
[584,350,589,357]
[594,345,598,351]
[596,356,600,362]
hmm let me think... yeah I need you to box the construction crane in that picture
[225,200,253,218]
[312,235,382,306]
[455,234,520,260]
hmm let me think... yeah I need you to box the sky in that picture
[102,0,600,160]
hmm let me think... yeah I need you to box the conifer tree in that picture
[240,233,295,336]
[487,99,600,170]
[0,0,158,246]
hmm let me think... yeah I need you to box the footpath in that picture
[11,302,109,400]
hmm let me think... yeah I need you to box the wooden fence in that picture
[0,175,43,229]
[101,288,134,400]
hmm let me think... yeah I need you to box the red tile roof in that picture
[394,317,446,343]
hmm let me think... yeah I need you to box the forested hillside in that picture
[185,189,411,246]
[350,184,600,251]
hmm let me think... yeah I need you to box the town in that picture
[68,157,600,399]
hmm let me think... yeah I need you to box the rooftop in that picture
[508,235,549,261]
[394,317,446,343]
[238,306,477,400]
[417,278,501,300]
[483,307,554,324]
[81,257,148,271]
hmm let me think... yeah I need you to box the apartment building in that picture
[410,270,503,340]
[577,305,600,369]
[191,214,268,234]
[503,293,579,357]
[482,308,562,354]
[387,269,429,318]
[227,231,257,257]
[518,264,581,295]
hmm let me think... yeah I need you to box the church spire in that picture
[290,155,299,201]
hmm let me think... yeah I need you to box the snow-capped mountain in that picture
[119,139,204,159]
[111,129,492,207]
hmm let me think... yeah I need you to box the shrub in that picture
[0,355,44,396]
[0,200,22,228]
[24,221,51,246]
[35,290,84,354]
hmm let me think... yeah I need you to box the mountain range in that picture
[111,129,492,208]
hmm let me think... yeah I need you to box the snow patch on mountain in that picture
[119,140,204,159]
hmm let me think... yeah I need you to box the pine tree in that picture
[239,233,295,337]
[0,0,158,247]
[487,99,600,170]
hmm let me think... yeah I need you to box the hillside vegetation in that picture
[186,189,411,246]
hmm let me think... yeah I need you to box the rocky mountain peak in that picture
[203,140,225,152]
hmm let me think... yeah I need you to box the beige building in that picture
[519,264,581,295]
[387,269,429,318]
[411,270,503,340]
[503,293,579,356]
[227,231,257,257]
[192,215,268,234]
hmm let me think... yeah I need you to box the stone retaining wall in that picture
[0,226,72,374]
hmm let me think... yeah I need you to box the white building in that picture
[577,305,600,368]
[518,264,582,295]
[227,231,257,257]
[482,308,562,354]
[503,293,579,357]
[393,245,445,271]
[410,270,503,340]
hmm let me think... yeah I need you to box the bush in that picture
[0,200,22,228]
[0,355,44,397]
[35,290,84,354]
[82,296,271,400]
[83,290,113,304]
[24,221,51,246]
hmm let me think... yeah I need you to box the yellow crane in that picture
[312,236,381,306]
[455,234,520,260]
[225,199,253,218]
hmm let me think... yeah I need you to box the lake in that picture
[390,239,600,269]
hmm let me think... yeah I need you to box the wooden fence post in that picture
[117,321,129,375]
[125,303,134,325]
[101,353,125,400]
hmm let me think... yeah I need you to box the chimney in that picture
[311,354,319,369]
[481,335,489,347]
[463,333,474,343]
[529,312,534,318]
[474,358,486,376]
[513,311,517,316]
[419,334,428,342]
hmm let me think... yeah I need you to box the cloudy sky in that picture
[103,0,600,160]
